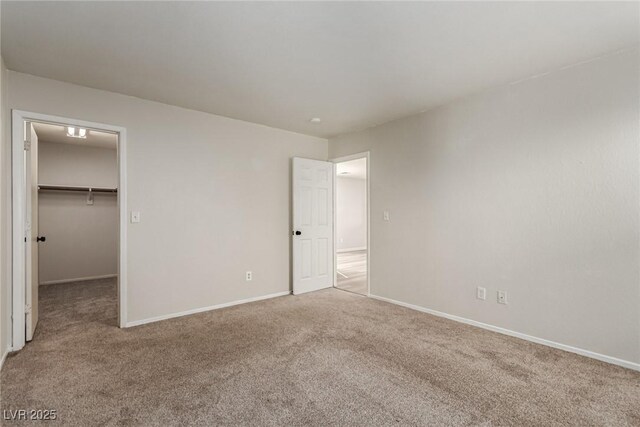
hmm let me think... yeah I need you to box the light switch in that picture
[383,211,390,221]
[130,211,141,223]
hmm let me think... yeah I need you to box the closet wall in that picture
[38,141,117,284]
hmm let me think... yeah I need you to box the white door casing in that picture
[292,158,334,295]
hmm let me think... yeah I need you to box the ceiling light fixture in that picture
[309,118,321,124]
[67,126,87,139]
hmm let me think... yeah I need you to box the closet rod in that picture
[38,185,118,194]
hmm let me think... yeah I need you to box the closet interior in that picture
[34,122,118,322]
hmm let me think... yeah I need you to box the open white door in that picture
[292,157,334,295]
[25,122,39,341]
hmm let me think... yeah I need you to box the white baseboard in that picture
[126,291,291,328]
[337,246,367,253]
[40,274,118,286]
[369,294,639,372]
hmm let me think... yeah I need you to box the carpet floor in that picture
[1,278,639,426]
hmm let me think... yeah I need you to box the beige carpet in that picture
[1,278,639,426]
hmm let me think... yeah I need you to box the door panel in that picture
[292,158,334,295]
[317,238,328,275]
[25,122,39,341]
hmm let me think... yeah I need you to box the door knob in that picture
[293,231,302,236]
[36,236,46,242]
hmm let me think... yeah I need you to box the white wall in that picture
[329,49,640,365]
[5,71,327,324]
[336,176,366,251]
[38,142,118,284]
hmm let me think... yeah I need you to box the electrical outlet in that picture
[497,290,508,304]
[246,271,252,281]
[476,287,486,300]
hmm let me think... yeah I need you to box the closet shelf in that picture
[38,184,118,194]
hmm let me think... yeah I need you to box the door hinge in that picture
[24,140,31,151]
[25,304,32,314]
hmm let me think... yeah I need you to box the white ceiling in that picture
[33,122,117,150]
[336,158,366,180]
[3,2,638,138]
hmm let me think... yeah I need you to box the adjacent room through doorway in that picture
[334,157,368,296]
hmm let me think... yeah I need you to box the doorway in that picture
[11,110,127,351]
[333,153,369,296]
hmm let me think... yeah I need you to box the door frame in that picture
[11,110,128,351]
[331,151,370,296]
